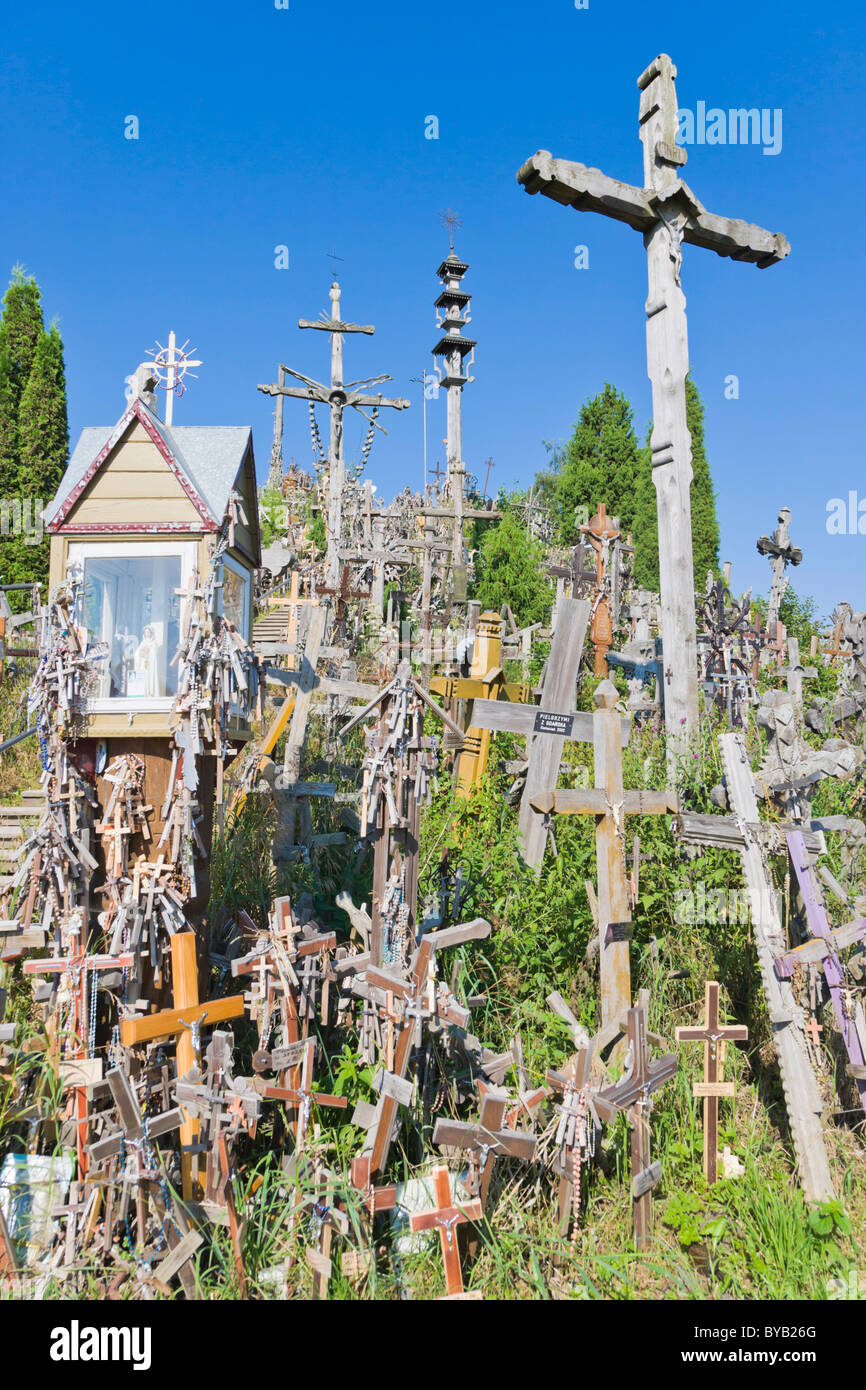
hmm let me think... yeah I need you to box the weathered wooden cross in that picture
[675,981,748,1184]
[258,282,409,591]
[593,1003,677,1249]
[529,680,677,1028]
[518,53,790,753]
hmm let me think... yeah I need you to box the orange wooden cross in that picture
[409,1165,482,1297]
[120,932,243,1198]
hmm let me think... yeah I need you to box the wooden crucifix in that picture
[518,54,790,754]
[258,283,410,591]
[675,981,748,1184]
[432,1082,537,1210]
[409,1164,483,1298]
[594,1004,677,1249]
[119,932,244,1200]
[580,503,621,676]
[530,680,678,1030]
[757,507,802,637]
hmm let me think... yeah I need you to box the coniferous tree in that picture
[473,497,551,626]
[544,384,641,545]
[0,270,69,590]
[0,266,45,488]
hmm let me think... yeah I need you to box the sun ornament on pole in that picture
[145,331,203,425]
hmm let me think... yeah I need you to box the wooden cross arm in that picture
[298,318,375,334]
[675,1024,749,1043]
[259,1084,348,1110]
[518,152,790,267]
[432,1119,537,1161]
[120,996,245,1046]
[594,1053,678,1120]
[88,1107,184,1163]
[518,152,655,230]
[773,917,866,978]
[531,788,678,816]
[410,1199,484,1233]
[420,919,492,952]
[257,382,330,403]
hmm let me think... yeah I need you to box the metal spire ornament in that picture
[145,331,203,425]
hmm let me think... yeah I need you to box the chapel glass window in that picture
[83,554,182,699]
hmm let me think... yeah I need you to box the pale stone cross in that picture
[258,283,409,592]
[518,54,790,758]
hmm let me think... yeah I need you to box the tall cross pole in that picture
[258,284,410,592]
[518,54,790,761]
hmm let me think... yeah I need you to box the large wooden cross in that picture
[675,981,748,1184]
[119,932,244,1199]
[518,54,790,754]
[529,680,677,1029]
[258,283,409,591]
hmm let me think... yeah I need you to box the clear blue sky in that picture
[3,0,864,616]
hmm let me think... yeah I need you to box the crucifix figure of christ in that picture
[594,1003,677,1250]
[675,981,748,1184]
[518,54,790,756]
[119,932,244,1200]
[258,282,410,593]
[529,681,678,1031]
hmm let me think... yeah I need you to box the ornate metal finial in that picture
[438,209,462,253]
[144,331,202,425]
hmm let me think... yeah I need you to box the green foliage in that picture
[472,495,552,626]
[0,269,69,593]
[633,377,720,592]
[305,493,326,551]
[540,384,641,544]
[258,483,286,549]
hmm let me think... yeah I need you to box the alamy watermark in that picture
[826,492,866,535]
[0,498,43,546]
[677,103,782,156]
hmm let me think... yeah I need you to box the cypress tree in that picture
[547,384,641,545]
[0,266,45,492]
[0,270,69,591]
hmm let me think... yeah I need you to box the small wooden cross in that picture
[580,503,621,676]
[594,1004,677,1249]
[432,1083,536,1210]
[675,981,748,1184]
[409,1164,483,1297]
